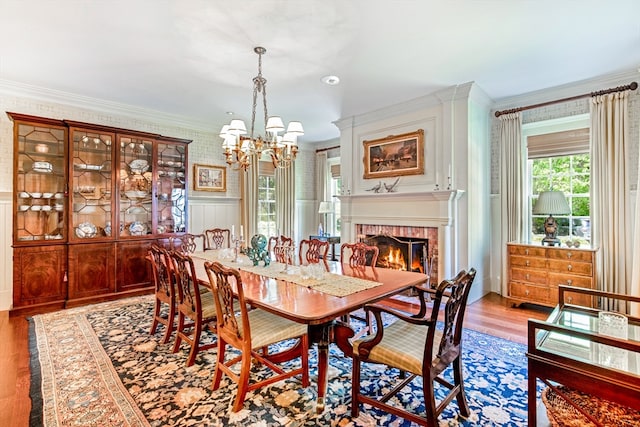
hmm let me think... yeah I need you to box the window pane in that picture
[530,153,591,246]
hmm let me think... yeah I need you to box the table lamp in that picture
[532,191,570,246]
[318,201,333,236]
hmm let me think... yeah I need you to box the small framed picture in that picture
[193,164,226,192]
[363,129,424,179]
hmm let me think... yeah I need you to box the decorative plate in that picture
[129,221,147,236]
[76,222,97,238]
[129,159,149,174]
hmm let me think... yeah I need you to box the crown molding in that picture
[492,68,640,112]
[0,78,216,132]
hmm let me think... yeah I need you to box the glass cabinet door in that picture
[14,121,67,243]
[118,135,153,237]
[155,142,187,234]
[70,129,114,240]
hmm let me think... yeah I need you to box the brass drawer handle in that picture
[526,274,530,280]
[567,296,573,303]
[525,260,530,266]
[525,249,529,255]
[525,289,530,296]
[567,252,572,259]
[567,264,573,271]
[567,279,573,286]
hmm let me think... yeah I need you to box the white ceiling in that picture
[1,0,639,142]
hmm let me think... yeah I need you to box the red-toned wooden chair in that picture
[298,238,330,270]
[168,250,217,366]
[169,233,206,254]
[204,228,231,250]
[204,261,309,412]
[351,268,476,427]
[340,242,379,270]
[148,245,176,344]
[269,235,295,264]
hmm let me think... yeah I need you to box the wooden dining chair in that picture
[203,228,231,250]
[351,268,477,427]
[168,250,218,366]
[269,235,295,264]
[204,261,310,412]
[148,245,176,344]
[169,233,206,254]
[298,238,330,270]
[340,242,379,269]
[340,242,380,331]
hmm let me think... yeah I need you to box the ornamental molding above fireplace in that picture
[339,189,465,282]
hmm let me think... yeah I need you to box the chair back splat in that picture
[298,238,330,270]
[169,233,206,254]
[351,268,477,427]
[204,228,231,250]
[204,261,310,412]
[340,242,379,268]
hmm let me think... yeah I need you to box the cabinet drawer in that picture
[509,282,550,302]
[510,255,547,269]
[547,287,593,307]
[509,245,546,257]
[548,259,592,276]
[547,248,593,262]
[510,267,547,285]
[548,272,592,289]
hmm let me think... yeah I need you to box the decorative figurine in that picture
[245,234,271,266]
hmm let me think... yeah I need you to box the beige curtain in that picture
[591,91,631,311]
[240,154,259,239]
[499,112,525,295]
[275,161,295,238]
[316,151,328,227]
[632,157,640,316]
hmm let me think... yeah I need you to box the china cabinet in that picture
[8,113,191,313]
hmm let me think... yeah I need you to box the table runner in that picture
[192,250,383,297]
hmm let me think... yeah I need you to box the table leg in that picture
[310,323,332,413]
[528,360,537,427]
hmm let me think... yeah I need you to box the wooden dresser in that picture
[507,242,596,307]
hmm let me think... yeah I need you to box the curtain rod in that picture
[494,81,638,118]
[315,145,340,153]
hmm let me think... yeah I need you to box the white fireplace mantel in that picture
[339,189,465,280]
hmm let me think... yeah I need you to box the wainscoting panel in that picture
[188,196,240,235]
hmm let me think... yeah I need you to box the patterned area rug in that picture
[29,296,535,426]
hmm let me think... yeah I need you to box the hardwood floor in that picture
[0,292,550,427]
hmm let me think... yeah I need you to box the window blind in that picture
[527,127,589,159]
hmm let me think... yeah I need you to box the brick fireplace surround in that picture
[340,190,464,286]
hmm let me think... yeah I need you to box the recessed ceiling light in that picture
[226,111,234,115]
[321,75,340,86]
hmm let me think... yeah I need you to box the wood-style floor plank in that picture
[0,292,549,427]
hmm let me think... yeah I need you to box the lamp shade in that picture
[318,201,333,214]
[286,121,304,135]
[532,191,570,215]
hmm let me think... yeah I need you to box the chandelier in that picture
[219,46,304,171]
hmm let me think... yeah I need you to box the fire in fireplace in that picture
[362,234,428,273]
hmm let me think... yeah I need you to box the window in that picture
[327,160,341,235]
[257,162,276,236]
[530,154,591,244]
[524,115,591,245]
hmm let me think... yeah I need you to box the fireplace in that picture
[362,234,428,273]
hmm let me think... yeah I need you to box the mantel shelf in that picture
[337,189,465,202]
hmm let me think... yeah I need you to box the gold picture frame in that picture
[363,129,424,179]
[193,164,226,192]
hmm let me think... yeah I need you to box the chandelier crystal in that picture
[220,46,303,171]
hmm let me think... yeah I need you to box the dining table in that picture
[190,250,429,413]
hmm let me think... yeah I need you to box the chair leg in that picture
[161,301,176,344]
[452,357,470,417]
[351,356,361,417]
[232,348,253,412]
[150,298,161,335]
[212,341,226,391]
[172,313,185,353]
[186,321,202,367]
[423,376,438,427]
[300,335,310,387]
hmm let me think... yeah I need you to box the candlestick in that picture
[231,225,235,237]
[240,225,244,238]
